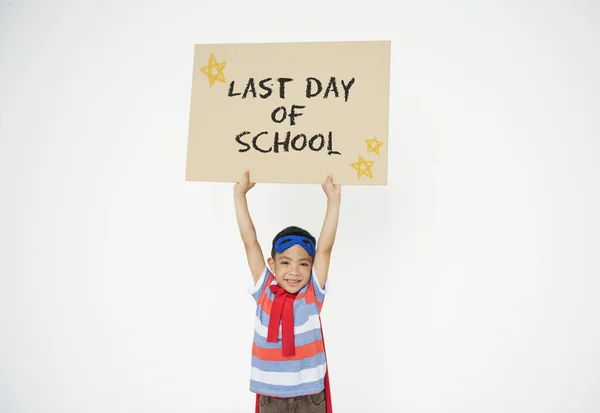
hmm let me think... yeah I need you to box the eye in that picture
[301,263,309,267]
[281,261,289,265]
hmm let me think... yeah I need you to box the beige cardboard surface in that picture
[185,41,391,185]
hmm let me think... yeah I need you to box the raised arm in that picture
[313,174,341,288]
[234,171,265,283]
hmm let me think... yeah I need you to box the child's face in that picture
[267,244,313,293]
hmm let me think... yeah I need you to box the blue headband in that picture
[274,235,316,257]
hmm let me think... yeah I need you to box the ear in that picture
[267,257,275,273]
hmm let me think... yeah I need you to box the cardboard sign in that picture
[185,41,391,185]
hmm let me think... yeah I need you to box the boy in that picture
[234,170,341,413]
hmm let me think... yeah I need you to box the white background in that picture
[1,1,599,412]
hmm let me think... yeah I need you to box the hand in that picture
[321,174,341,201]
[234,170,256,196]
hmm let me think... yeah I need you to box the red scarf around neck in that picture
[267,284,297,356]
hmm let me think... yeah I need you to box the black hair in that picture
[271,226,317,258]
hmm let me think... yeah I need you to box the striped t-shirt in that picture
[248,266,328,397]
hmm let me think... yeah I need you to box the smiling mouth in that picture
[285,279,301,286]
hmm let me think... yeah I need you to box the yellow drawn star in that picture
[365,136,384,155]
[349,154,375,179]
[200,53,227,87]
